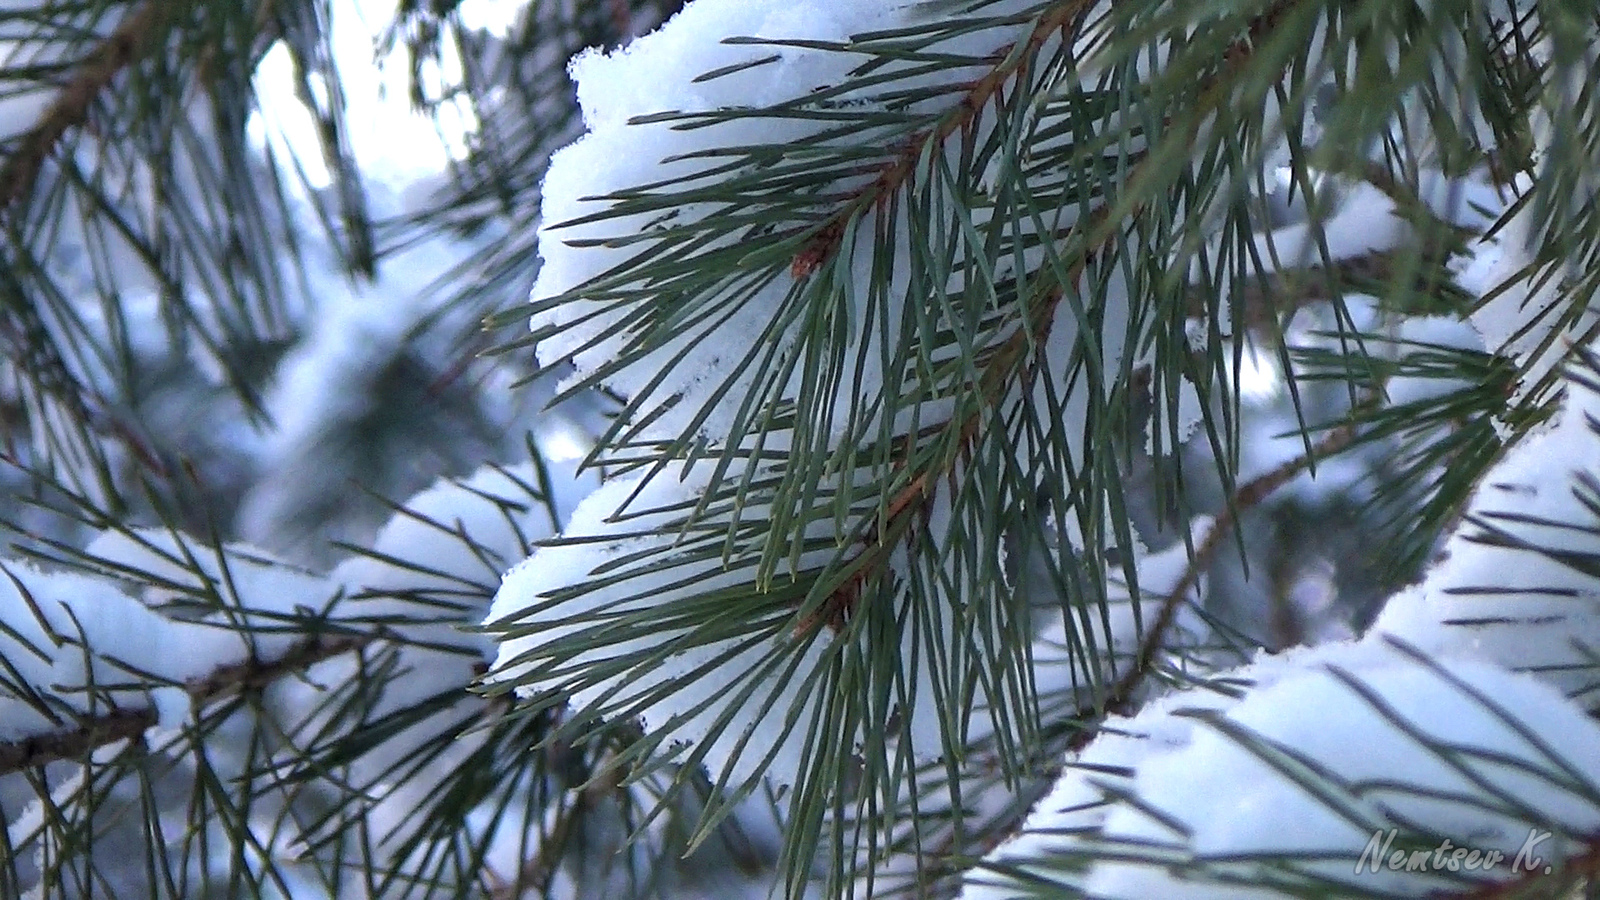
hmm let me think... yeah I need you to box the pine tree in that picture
[2,1,1599,898]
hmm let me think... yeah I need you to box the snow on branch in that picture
[271,460,595,845]
[484,0,1342,837]
[485,459,846,788]
[1456,175,1600,422]
[527,0,1057,447]
[0,557,373,774]
[0,458,591,779]
[487,0,1083,796]
[1371,343,1600,704]
[965,638,1600,899]
[964,336,1600,898]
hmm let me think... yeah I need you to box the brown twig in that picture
[788,0,1095,277]
[0,626,384,775]
[794,470,930,635]
[1079,416,1362,742]
[0,707,157,776]
[794,0,1310,636]
[0,1,172,213]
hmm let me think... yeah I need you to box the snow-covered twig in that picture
[0,625,383,775]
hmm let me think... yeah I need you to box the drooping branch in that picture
[0,626,384,775]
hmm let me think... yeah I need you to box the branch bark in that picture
[789,0,1096,278]
[0,1,173,213]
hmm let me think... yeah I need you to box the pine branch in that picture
[804,0,1307,635]
[0,707,154,775]
[0,625,383,775]
[952,418,1365,880]
[0,1,173,213]
[789,0,1096,279]
[1194,246,1471,329]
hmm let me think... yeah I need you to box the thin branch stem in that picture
[490,771,601,900]
[808,0,1305,631]
[1080,416,1361,745]
[0,707,156,776]
[0,626,384,775]
[0,1,173,213]
[790,0,1096,277]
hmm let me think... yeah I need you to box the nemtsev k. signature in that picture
[1356,828,1556,876]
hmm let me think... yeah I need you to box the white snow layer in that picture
[494,0,1209,787]
[1370,341,1600,702]
[528,0,1053,447]
[0,560,275,740]
[85,527,330,619]
[1453,173,1600,424]
[964,640,1600,899]
[333,460,596,633]
[966,334,1600,898]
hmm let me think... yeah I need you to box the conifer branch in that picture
[0,626,384,775]
[0,1,173,213]
[792,0,1095,635]
[0,707,155,775]
[0,0,298,479]
[489,771,604,899]
[934,416,1366,887]
[0,0,184,480]
[789,0,1096,277]
[807,0,1306,635]
[962,419,1363,867]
